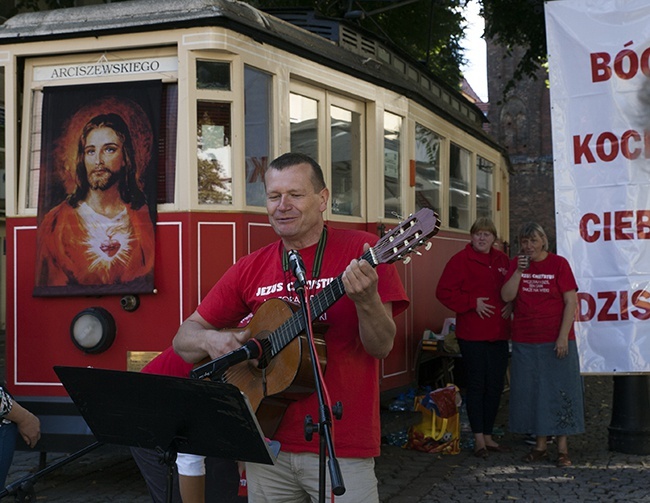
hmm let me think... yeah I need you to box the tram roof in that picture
[0,0,506,155]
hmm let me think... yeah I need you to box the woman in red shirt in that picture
[436,217,511,458]
[502,222,584,468]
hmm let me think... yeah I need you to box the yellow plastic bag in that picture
[405,385,461,455]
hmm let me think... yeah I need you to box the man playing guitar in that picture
[173,152,409,502]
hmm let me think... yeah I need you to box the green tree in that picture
[7,0,551,92]
[10,0,468,89]
[197,156,232,205]
[249,0,467,89]
[481,0,548,86]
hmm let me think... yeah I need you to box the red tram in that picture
[0,0,509,451]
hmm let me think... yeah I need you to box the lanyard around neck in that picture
[282,226,328,280]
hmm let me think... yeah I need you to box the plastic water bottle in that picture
[388,396,408,412]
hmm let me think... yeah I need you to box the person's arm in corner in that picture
[342,245,396,360]
[4,399,40,449]
[172,311,251,363]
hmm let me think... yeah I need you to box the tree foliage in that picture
[248,1,469,89]
[5,0,551,91]
[481,0,548,82]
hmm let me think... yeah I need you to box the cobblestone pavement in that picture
[3,375,650,502]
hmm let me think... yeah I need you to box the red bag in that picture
[427,385,458,418]
[405,385,461,455]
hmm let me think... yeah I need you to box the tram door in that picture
[289,84,366,220]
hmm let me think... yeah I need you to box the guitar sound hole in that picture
[255,336,272,370]
[257,353,270,370]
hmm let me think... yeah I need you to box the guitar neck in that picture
[268,248,376,358]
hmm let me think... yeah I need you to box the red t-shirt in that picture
[505,252,578,344]
[197,226,409,458]
[436,243,510,342]
[141,346,193,378]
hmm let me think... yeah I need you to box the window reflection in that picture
[449,143,470,230]
[476,155,494,220]
[331,105,361,217]
[244,66,271,207]
[196,60,230,91]
[384,112,402,219]
[197,101,232,205]
[290,93,318,162]
[415,123,441,214]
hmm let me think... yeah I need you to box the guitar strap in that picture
[281,226,328,280]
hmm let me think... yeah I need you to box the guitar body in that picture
[222,298,327,437]
[194,208,440,437]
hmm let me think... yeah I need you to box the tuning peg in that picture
[425,242,432,251]
[414,250,422,256]
[403,256,411,265]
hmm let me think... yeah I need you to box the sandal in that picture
[474,447,489,459]
[556,452,572,467]
[522,449,548,463]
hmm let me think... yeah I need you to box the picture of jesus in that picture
[33,82,161,296]
[35,113,155,290]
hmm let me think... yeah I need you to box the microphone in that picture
[288,249,307,287]
[190,338,262,380]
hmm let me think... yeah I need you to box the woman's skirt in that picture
[509,340,585,436]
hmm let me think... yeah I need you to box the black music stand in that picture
[54,366,274,502]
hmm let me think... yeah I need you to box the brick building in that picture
[486,43,556,254]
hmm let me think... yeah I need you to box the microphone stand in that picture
[294,278,345,501]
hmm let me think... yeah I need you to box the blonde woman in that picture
[502,222,584,467]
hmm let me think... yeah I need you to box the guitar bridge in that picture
[262,367,268,396]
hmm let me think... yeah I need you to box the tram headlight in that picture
[70,307,116,354]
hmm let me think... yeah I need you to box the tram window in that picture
[331,105,361,217]
[414,123,441,214]
[197,101,232,205]
[476,155,494,220]
[0,67,4,216]
[196,60,230,91]
[384,112,402,219]
[449,142,470,230]
[157,84,177,204]
[244,66,271,207]
[290,93,318,162]
[26,90,44,209]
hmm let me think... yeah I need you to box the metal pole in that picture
[608,375,650,454]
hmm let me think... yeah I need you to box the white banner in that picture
[546,0,650,373]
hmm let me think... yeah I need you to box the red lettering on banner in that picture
[590,41,650,82]
[578,289,650,321]
[573,129,650,164]
[597,131,618,162]
[634,211,645,238]
[621,129,642,159]
[620,290,629,321]
[598,291,617,321]
[614,48,638,80]
[573,134,595,164]
[591,52,612,82]
[632,290,650,320]
[579,210,650,242]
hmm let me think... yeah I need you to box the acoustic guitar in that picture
[199,208,440,436]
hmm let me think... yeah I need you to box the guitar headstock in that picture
[371,208,440,266]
